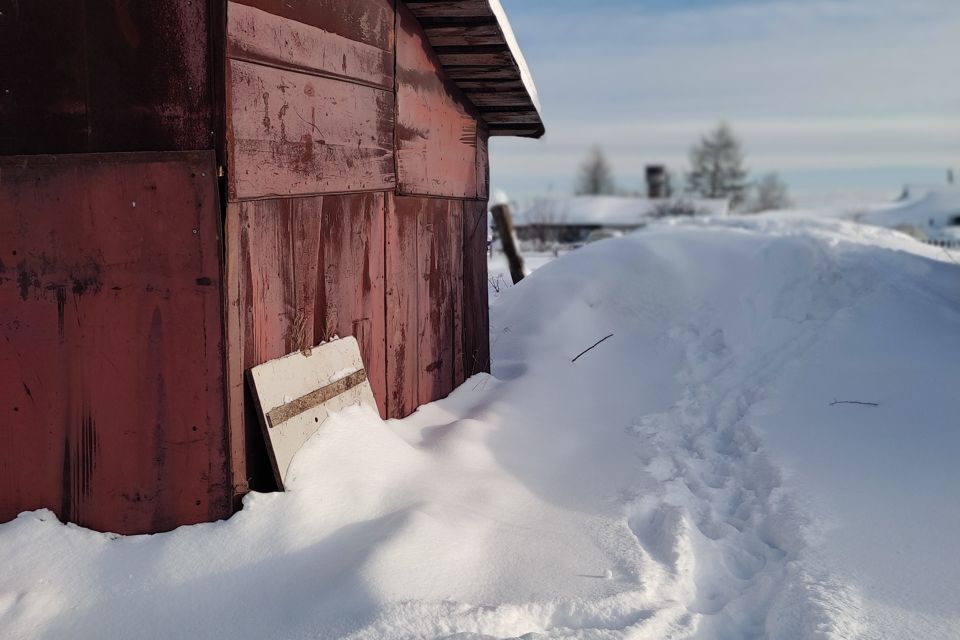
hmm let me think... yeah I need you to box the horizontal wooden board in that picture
[480,110,543,124]
[227,2,393,90]
[466,91,535,108]
[231,0,394,51]
[423,24,504,46]
[437,51,515,67]
[444,65,520,81]
[0,151,229,535]
[406,1,491,19]
[227,59,396,200]
[396,3,480,199]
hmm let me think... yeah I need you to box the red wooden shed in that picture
[0,0,543,535]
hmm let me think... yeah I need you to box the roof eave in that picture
[405,0,545,139]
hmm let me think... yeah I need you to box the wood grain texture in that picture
[224,196,323,493]
[385,194,420,418]
[231,0,395,51]
[226,59,396,201]
[415,197,462,405]
[477,123,490,200]
[316,193,387,417]
[226,191,389,488]
[405,1,491,19]
[0,152,229,535]
[227,2,393,90]
[461,200,491,378]
[396,3,480,199]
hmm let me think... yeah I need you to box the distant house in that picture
[514,195,730,245]
[863,187,960,247]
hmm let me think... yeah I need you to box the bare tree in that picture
[686,123,748,210]
[745,172,792,213]
[576,146,616,195]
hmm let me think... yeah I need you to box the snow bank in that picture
[862,187,960,234]
[2,218,958,639]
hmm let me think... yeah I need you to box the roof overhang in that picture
[405,0,545,138]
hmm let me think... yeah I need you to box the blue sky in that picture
[492,0,960,207]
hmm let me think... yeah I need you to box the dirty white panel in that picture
[247,337,378,489]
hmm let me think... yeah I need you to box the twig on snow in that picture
[829,399,880,407]
[572,334,614,363]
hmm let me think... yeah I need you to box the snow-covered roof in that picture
[863,187,960,230]
[515,195,731,227]
[406,0,544,138]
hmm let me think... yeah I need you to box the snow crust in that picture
[862,187,960,231]
[2,218,959,639]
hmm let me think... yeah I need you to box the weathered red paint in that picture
[0,152,229,534]
[227,2,395,90]
[2,0,502,528]
[226,59,397,201]
[395,3,481,199]
[0,1,214,156]
[385,194,420,418]
[231,0,396,52]
[225,193,389,429]
[317,193,388,412]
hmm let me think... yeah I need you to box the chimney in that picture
[646,165,667,199]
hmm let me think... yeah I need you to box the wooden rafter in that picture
[404,0,544,138]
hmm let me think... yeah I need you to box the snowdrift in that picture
[1,218,958,639]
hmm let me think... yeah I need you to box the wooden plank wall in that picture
[224,0,492,494]
[0,152,230,535]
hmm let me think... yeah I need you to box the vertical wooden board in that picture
[385,195,420,419]
[395,3,480,199]
[224,204,249,498]
[230,0,395,51]
[226,196,322,493]
[317,193,387,418]
[462,200,492,378]
[416,197,460,405]
[226,59,396,201]
[0,152,228,535]
[227,2,394,90]
[0,0,213,155]
[451,202,466,388]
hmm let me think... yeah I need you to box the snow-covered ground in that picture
[2,217,959,639]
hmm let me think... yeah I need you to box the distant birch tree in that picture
[686,123,748,210]
[746,173,792,213]
[576,146,616,195]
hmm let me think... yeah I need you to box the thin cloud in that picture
[494,0,960,203]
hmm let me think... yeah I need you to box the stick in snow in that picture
[829,399,880,407]
[572,334,614,363]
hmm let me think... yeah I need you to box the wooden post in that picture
[491,202,526,284]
